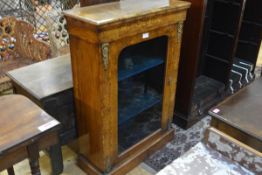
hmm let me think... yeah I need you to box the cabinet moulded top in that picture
[63,0,190,27]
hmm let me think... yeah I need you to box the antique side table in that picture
[64,0,190,174]
[7,54,76,145]
[209,78,262,152]
[0,95,62,175]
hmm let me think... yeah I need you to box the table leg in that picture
[49,143,63,175]
[7,167,15,175]
[27,143,41,175]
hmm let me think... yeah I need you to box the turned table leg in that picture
[7,167,15,175]
[27,144,41,175]
[49,143,63,175]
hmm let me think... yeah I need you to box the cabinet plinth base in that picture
[77,129,174,175]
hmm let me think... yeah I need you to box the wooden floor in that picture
[1,43,262,175]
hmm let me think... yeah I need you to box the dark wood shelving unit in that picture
[235,0,262,68]
[230,0,262,93]
[175,0,262,128]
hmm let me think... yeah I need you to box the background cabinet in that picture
[175,0,262,128]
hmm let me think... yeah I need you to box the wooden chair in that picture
[0,17,50,94]
[45,9,71,57]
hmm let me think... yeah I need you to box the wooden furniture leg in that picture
[49,143,63,175]
[0,95,61,175]
[7,167,15,175]
[27,144,41,175]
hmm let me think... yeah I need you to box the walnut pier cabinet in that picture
[64,0,190,174]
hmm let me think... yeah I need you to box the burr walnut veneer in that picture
[64,0,190,174]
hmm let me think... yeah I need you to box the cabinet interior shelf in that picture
[215,0,241,6]
[242,20,262,27]
[118,36,166,126]
[238,39,259,47]
[191,75,225,114]
[118,56,164,81]
[206,54,230,64]
[118,81,162,125]
[209,29,234,38]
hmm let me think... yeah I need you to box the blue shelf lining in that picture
[118,56,164,81]
[118,95,161,125]
[118,81,162,125]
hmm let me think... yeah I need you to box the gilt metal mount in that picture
[177,22,184,42]
[101,43,109,70]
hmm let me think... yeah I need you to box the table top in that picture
[0,95,60,153]
[63,0,190,26]
[7,54,72,100]
[209,78,262,142]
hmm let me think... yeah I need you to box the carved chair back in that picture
[0,16,50,94]
[0,16,50,61]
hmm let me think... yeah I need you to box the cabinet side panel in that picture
[175,0,206,116]
[69,35,116,171]
[162,29,182,129]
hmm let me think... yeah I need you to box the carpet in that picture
[144,116,211,172]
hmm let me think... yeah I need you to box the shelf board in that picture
[118,105,161,152]
[209,29,234,38]
[118,82,162,125]
[238,39,259,47]
[118,56,164,81]
[234,57,256,72]
[242,20,262,27]
[235,57,255,66]
[215,0,241,6]
[206,54,230,64]
[191,75,225,114]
